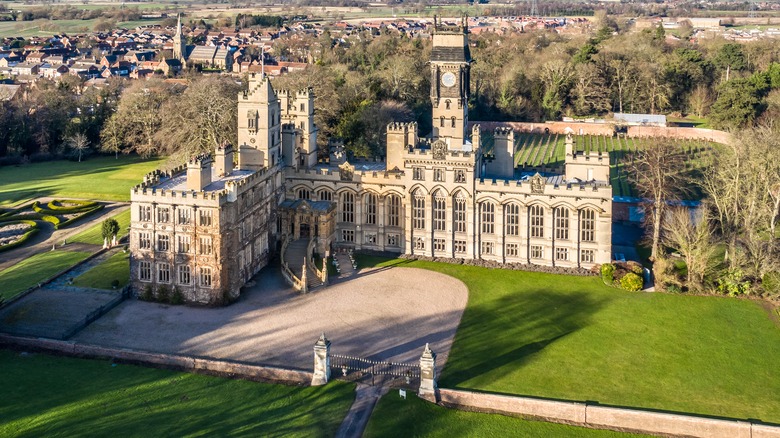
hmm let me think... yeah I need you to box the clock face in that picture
[441,71,456,88]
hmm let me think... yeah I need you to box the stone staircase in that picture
[283,238,324,291]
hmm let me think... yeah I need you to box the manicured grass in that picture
[0,250,90,300]
[0,350,355,437]
[366,392,650,438]
[0,156,164,205]
[358,256,780,423]
[72,251,129,290]
[69,209,131,246]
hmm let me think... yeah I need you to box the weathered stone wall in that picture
[0,334,312,385]
[626,126,732,144]
[438,388,779,438]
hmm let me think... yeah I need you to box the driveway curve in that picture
[75,263,469,371]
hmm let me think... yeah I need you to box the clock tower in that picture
[430,16,472,150]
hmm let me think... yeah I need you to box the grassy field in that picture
[0,350,355,437]
[69,208,131,246]
[72,251,129,290]
[358,256,780,423]
[365,392,650,438]
[0,156,164,205]
[0,250,90,300]
[0,18,165,37]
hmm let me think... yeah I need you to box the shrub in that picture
[55,205,105,229]
[141,285,154,301]
[626,261,644,275]
[717,269,752,297]
[0,220,39,253]
[156,284,170,303]
[41,215,61,226]
[110,279,120,289]
[762,272,780,298]
[620,272,644,292]
[601,263,615,285]
[171,287,184,305]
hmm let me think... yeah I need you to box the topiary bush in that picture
[601,263,615,285]
[171,287,184,305]
[156,284,170,303]
[141,285,154,301]
[620,272,644,292]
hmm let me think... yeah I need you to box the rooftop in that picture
[152,167,255,192]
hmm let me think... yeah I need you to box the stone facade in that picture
[129,17,612,305]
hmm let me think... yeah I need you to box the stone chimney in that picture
[215,142,234,177]
[187,154,212,191]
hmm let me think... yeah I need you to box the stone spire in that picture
[173,13,186,62]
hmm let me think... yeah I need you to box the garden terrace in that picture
[483,133,720,199]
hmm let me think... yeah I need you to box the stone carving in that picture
[530,173,545,194]
[432,140,447,160]
[339,162,354,181]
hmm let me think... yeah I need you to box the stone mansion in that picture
[129,18,612,304]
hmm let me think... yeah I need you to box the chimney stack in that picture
[186,154,212,191]
[215,142,234,176]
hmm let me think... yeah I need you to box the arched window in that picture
[580,209,596,242]
[480,202,495,234]
[297,188,310,200]
[318,189,333,202]
[445,100,451,110]
[439,116,445,128]
[247,110,257,130]
[505,203,520,236]
[433,191,446,231]
[365,193,377,225]
[340,192,354,223]
[554,207,569,240]
[530,205,544,238]
[387,195,401,227]
[413,190,425,230]
[451,116,456,128]
[453,193,467,233]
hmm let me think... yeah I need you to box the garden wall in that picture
[438,388,779,438]
[0,334,312,385]
[470,121,733,145]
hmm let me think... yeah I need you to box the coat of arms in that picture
[339,162,354,181]
[432,140,447,160]
[530,173,545,194]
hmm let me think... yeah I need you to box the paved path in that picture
[0,203,128,271]
[335,384,389,438]
[75,261,468,372]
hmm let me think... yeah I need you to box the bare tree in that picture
[627,141,689,260]
[67,132,90,162]
[661,206,720,291]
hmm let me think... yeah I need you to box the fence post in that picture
[311,333,331,386]
[419,343,438,402]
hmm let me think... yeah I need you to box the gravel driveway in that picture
[74,263,468,371]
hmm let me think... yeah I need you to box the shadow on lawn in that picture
[440,288,611,388]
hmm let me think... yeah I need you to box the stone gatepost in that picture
[322,255,329,286]
[311,333,331,386]
[419,343,438,402]
[301,257,308,293]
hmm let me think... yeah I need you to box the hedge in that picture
[0,220,39,253]
[54,205,104,230]
[41,215,61,226]
[33,200,99,215]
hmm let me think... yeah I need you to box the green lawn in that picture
[0,250,90,300]
[72,251,129,290]
[0,350,355,437]
[366,392,650,438]
[0,156,164,205]
[358,256,780,423]
[69,209,131,246]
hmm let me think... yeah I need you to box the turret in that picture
[386,122,418,171]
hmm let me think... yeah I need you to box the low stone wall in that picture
[399,254,597,276]
[438,388,780,438]
[0,334,312,386]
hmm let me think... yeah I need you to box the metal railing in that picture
[330,354,420,380]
